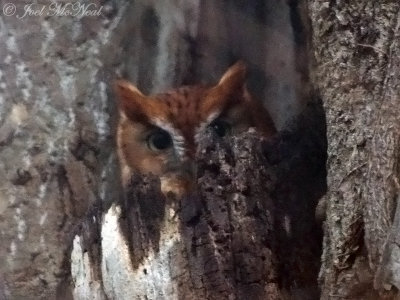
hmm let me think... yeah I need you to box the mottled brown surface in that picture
[310,0,400,298]
[0,0,317,298]
[81,101,325,299]
[0,0,131,298]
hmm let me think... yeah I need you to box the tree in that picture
[70,0,325,298]
[1,0,399,299]
[310,1,400,299]
[0,0,131,298]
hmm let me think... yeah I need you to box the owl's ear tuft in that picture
[217,61,247,92]
[201,61,247,116]
[113,80,153,122]
[113,80,145,105]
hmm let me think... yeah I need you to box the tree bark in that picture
[70,0,327,299]
[309,1,400,298]
[0,0,134,298]
[72,101,326,299]
[0,0,333,299]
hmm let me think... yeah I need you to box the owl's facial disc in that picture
[115,61,277,199]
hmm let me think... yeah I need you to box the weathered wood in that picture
[72,101,326,299]
[0,0,321,298]
[0,1,132,298]
[309,0,400,298]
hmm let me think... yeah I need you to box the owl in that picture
[114,62,276,198]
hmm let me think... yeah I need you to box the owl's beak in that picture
[180,159,197,182]
[161,158,197,198]
[162,159,198,198]
[176,159,198,194]
[166,159,197,181]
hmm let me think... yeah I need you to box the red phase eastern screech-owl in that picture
[114,62,276,198]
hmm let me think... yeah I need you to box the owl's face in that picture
[114,62,276,198]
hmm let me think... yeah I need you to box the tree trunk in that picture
[0,0,134,298]
[309,1,400,299]
[4,0,400,299]
[72,101,326,299]
[1,0,324,299]
[69,0,327,299]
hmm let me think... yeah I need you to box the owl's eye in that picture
[209,119,231,137]
[147,129,173,151]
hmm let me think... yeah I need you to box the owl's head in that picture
[114,61,276,198]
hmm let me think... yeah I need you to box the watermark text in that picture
[3,2,103,18]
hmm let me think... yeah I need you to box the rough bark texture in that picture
[0,0,130,298]
[69,1,327,299]
[72,101,326,299]
[309,1,400,299]
[0,0,328,299]
[3,0,400,298]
